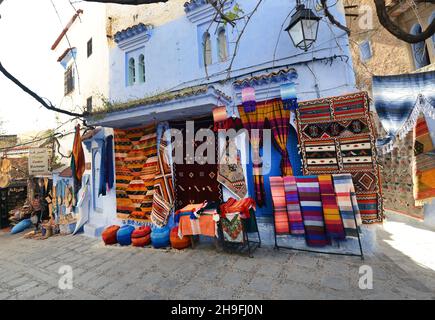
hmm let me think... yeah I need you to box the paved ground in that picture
[1,216,435,300]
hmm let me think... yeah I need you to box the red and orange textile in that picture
[219,197,256,219]
[114,125,158,224]
[318,175,345,240]
[71,124,85,196]
[238,99,293,207]
[270,177,290,235]
[296,92,383,224]
[413,116,435,206]
[176,202,218,238]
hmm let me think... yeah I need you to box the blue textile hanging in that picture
[99,135,115,196]
[280,82,298,111]
[373,71,435,153]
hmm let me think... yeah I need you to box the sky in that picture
[0,0,76,136]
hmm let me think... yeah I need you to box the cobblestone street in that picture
[1,216,435,300]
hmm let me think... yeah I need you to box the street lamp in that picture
[285,0,321,52]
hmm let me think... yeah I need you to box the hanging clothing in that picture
[71,124,85,197]
[99,135,115,196]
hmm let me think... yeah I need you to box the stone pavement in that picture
[1,218,435,300]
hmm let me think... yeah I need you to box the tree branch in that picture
[374,0,435,44]
[0,62,87,118]
[321,0,351,35]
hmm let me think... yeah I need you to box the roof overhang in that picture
[86,86,232,129]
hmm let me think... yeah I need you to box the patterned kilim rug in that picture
[151,132,175,227]
[171,117,222,210]
[413,116,435,206]
[296,92,383,224]
[114,125,158,225]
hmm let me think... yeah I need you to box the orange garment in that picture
[220,197,256,219]
[72,124,85,185]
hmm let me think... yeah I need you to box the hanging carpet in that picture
[373,71,435,153]
[413,116,435,206]
[151,123,175,227]
[114,125,158,224]
[296,92,383,224]
[171,117,222,210]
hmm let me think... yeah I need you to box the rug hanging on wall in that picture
[413,116,435,206]
[151,123,175,227]
[171,117,222,210]
[296,92,383,224]
[114,125,158,224]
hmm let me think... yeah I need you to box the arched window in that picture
[410,24,431,69]
[138,54,145,83]
[217,28,228,62]
[128,57,136,86]
[203,32,212,66]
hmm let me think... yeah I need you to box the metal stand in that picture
[272,208,364,260]
[220,212,262,258]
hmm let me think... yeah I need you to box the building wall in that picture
[346,0,434,92]
[107,0,356,106]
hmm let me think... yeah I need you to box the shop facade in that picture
[78,0,377,253]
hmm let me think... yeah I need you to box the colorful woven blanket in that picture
[151,125,174,227]
[114,125,158,224]
[270,176,290,235]
[373,71,435,152]
[332,174,361,237]
[283,176,305,235]
[413,116,435,206]
[296,92,383,223]
[318,175,345,240]
[295,176,329,247]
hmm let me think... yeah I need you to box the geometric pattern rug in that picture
[296,92,384,223]
[114,125,158,225]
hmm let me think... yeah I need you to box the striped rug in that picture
[295,176,329,247]
[318,175,345,240]
[270,177,290,235]
[283,176,304,235]
[332,174,362,237]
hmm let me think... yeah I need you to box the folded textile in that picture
[283,176,305,235]
[270,177,290,235]
[318,175,346,240]
[221,213,244,243]
[332,174,361,237]
[296,176,329,247]
[220,197,256,219]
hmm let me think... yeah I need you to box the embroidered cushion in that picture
[151,225,170,248]
[131,226,151,238]
[132,234,151,247]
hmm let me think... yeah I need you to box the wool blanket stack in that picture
[283,176,305,235]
